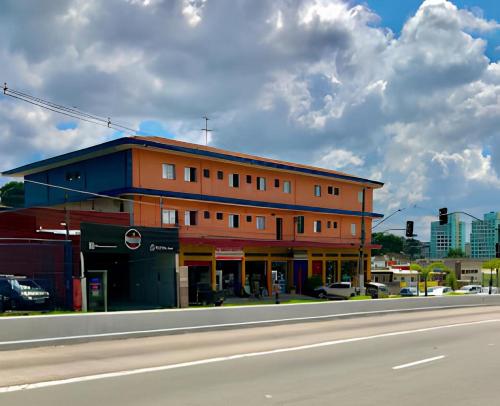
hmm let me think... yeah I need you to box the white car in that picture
[479,286,499,295]
[456,285,483,294]
[427,286,452,296]
[314,282,358,299]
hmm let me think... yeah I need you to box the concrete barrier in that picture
[1,295,500,350]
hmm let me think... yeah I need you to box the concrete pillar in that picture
[241,257,246,295]
[267,259,272,297]
[322,258,326,285]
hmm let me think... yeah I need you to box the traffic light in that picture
[439,208,448,225]
[405,221,414,238]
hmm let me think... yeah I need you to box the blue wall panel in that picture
[25,151,132,207]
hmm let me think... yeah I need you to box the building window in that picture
[65,171,81,181]
[327,221,331,229]
[203,169,210,178]
[246,175,252,184]
[185,211,198,226]
[184,167,197,182]
[358,191,363,203]
[283,181,291,194]
[351,223,356,236]
[229,173,240,188]
[162,164,175,180]
[314,221,322,233]
[162,209,177,225]
[257,177,266,191]
[333,221,338,229]
[229,214,239,228]
[246,215,252,222]
[204,211,210,219]
[314,185,321,197]
[216,212,223,220]
[297,216,304,234]
[274,179,280,188]
[328,186,333,195]
[217,170,224,180]
[256,216,266,230]
[334,187,340,196]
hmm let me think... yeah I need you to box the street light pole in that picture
[357,188,366,293]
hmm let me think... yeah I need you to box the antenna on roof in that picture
[201,115,213,146]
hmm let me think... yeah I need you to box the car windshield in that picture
[17,280,42,291]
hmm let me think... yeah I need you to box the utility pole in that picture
[357,187,366,293]
[201,116,212,146]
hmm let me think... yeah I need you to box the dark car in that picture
[0,276,51,310]
[400,287,418,297]
[366,282,389,299]
[191,283,224,306]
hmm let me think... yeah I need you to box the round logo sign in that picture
[124,228,142,250]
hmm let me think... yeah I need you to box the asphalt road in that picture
[1,306,500,405]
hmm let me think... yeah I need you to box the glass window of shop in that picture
[271,262,287,294]
[341,260,358,283]
[326,261,338,285]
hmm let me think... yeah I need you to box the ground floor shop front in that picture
[80,223,179,310]
[180,241,371,300]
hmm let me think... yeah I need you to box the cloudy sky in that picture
[1,0,500,240]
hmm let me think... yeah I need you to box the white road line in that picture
[0,318,497,394]
[0,304,490,347]
[392,355,445,370]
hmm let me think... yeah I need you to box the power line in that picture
[2,83,138,136]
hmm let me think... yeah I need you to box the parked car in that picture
[0,276,51,310]
[400,287,418,297]
[366,282,389,299]
[314,282,358,300]
[428,286,452,296]
[456,284,483,294]
[479,286,499,295]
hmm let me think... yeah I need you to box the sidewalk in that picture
[222,294,323,306]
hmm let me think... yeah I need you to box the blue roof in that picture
[2,137,384,187]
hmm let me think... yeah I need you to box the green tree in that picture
[0,181,24,208]
[372,232,405,255]
[446,248,465,258]
[411,262,450,296]
[482,259,500,293]
[445,270,458,291]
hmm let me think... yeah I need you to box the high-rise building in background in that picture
[470,212,500,259]
[430,213,466,258]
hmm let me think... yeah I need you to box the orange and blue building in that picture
[2,136,384,307]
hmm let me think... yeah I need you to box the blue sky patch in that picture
[56,121,77,131]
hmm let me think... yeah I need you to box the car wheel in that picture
[350,293,356,298]
[317,290,327,299]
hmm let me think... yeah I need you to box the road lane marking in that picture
[0,318,498,393]
[0,304,492,347]
[392,355,445,370]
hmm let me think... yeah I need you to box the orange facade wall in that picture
[133,195,371,244]
[131,142,377,245]
[132,148,374,214]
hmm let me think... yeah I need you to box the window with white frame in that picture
[358,191,363,203]
[257,177,266,191]
[283,180,291,194]
[314,185,321,197]
[162,209,177,225]
[256,216,266,230]
[229,173,240,188]
[184,167,197,182]
[314,220,322,233]
[351,223,356,236]
[229,214,239,228]
[162,164,175,180]
[184,211,198,226]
